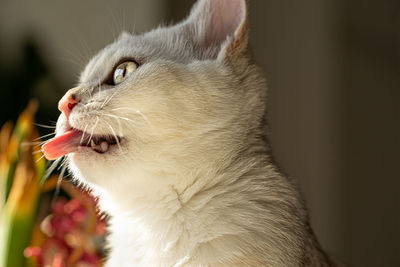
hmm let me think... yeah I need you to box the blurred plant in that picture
[0,100,45,267]
[0,101,105,267]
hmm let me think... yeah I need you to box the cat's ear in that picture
[184,0,248,60]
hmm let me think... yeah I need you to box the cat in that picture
[42,0,338,266]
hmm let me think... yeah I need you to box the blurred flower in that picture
[25,184,105,267]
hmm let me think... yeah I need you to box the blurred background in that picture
[0,0,398,266]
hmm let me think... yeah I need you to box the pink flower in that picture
[25,191,105,267]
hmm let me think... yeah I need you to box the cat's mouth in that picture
[79,131,122,153]
[42,128,123,160]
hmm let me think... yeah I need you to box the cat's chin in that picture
[67,143,130,188]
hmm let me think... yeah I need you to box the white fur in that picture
[53,0,334,266]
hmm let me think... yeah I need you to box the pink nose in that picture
[58,93,79,120]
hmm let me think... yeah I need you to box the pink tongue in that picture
[41,130,83,160]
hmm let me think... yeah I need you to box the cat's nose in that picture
[58,90,80,120]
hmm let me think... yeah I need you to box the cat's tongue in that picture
[41,130,83,160]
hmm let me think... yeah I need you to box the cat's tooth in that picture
[100,141,109,152]
[90,140,96,148]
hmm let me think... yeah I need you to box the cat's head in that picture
[42,0,267,210]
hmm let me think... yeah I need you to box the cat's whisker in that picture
[33,132,55,141]
[81,39,93,63]
[131,7,137,34]
[90,71,103,95]
[52,161,68,206]
[135,110,154,129]
[33,150,44,155]
[111,107,165,118]
[111,108,131,111]
[122,9,127,36]
[21,141,42,147]
[106,114,124,137]
[109,5,121,40]
[35,123,56,129]
[35,154,46,163]
[100,113,139,127]
[42,157,63,185]
[100,95,111,109]
[39,140,49,146]
[58,157,69,171]
[110,108,155,128]
[60,47,87,68]
[87,116,100,145]
[80,124,89,144]
[97,113,128,138]
[68,33,92,67]
[104,120,126,159]
[24,140,49,150]
[23,140,49,149]
[101,89,120,108]
[116,116,123,137]
[104,121,120,145]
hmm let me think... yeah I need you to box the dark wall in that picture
[343,0,400,266]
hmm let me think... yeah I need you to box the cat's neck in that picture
[97,131,271,217]
[98,139,309,266]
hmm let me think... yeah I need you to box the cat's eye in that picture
[112,61,138,85]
